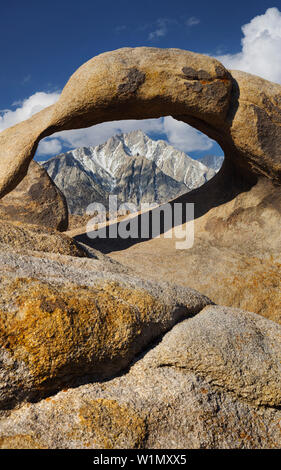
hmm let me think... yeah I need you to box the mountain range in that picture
[41,130,223,214]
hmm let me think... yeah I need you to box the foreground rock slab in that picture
[0,257,211,408]
[0,306,280,449]
[142,305,281,407]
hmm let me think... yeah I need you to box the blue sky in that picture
[1,0,281,161]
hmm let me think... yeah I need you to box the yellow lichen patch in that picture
[78,398,147,449]
[0,434,46,449]
[0,277,167,389]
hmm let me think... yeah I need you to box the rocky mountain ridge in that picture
[42,130,219,214]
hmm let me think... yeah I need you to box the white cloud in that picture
[186,17,200,27]
[216,7,281,84]
[0,91,60,132]
[37,138,63,156]
[162,116,214,152]
[53,119,163,149]
[148,18,170,41]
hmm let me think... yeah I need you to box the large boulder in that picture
[142,305,281,407]
[0,46,280,450]
[0,160,68,231]
[0,258,211,408]
[0,305,280,449]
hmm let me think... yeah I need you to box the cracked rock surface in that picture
[0,305,280,449]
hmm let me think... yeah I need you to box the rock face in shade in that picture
[0,160,68,231]
[107,175,281,324]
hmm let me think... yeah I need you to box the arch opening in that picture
[36,116,225,226]
[0,46,280,206]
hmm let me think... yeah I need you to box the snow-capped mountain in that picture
[41,130,218,214]
[198,154,224,172]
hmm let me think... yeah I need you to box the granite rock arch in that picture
[0,47,280,201]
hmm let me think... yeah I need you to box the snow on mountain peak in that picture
[42,130,222,214]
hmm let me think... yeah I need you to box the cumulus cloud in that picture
[53,119,163,149]
[162,116,213,152]
[0,91,60,132]
[37,138,63,156]
[216,7,281,84]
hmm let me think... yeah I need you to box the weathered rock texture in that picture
[0,254,211,408]
[0,160,68,231]
[142,305,281,407]
[0,305,280,449]
[0,247,280,448]
[0,220,86,258]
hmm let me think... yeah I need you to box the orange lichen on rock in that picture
[78,398,147,449]
[0,434,46,449]
[0,276,170,391]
